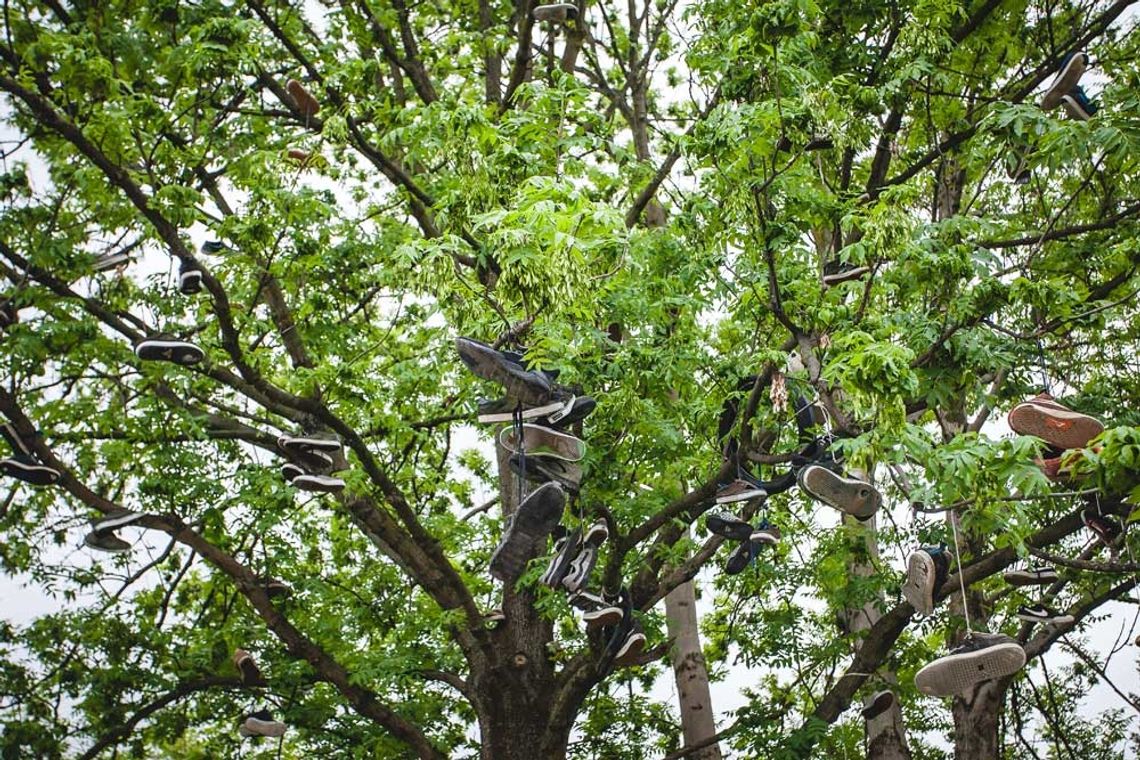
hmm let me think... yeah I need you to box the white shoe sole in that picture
[715,488,767,504]
[914,642,1025,697]
[902,551,936,617]
[478,399,566,424]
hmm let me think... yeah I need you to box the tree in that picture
[1,0,1139,758]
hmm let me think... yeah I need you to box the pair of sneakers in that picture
[705,510,781,575]
[541,520,609,594]
[490,482,567,583]
[902,545,951,617]
[0,422,60,486]
[134,334,205,366]
[83,508,144,554]
[1008,393,1104,482]
[1040,52,1098,121]
[915,631,1026,697]
[572,588,647,669]
[279,433,346,493]
[501,423,587,493]
[1081,505,1123,548]
[233,648,269,688]
[798,464,881,521]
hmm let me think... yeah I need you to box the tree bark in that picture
[665,577,723,759]
[951,681,1005,760]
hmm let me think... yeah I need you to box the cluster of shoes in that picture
[232,648,288,738]
[0,421,60,486]
[278,432,347,494]
[131,241,216,367]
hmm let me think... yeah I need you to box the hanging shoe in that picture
[232,648,268,687]
[0,422,32,458]
[612,626,647,668]
[477,395,568,424]
[1061,85,1098,120]
[705,510,755,541]
[750,520,781,546]
[1008,394,1103,450]
[509,453,583,492]
[1081,508,1122,546]
[281,463,304,482]
[83,529,131,554]
[561,520,609,594]
[178,259,204,295]
[238,709,287,738]
[914,632,1026,697]
[544,394,597,428]
[583,603,624,631]
[725,539,762,575]
[902,546,941,617]
[286,78,320,120]
[541,528,581,588]
[484,608,506,629]
[1040,51,1089,110]
[290,472,345,493]
[822,260,870,287]
[532,2,578,22]
[798,465,881,520]
[1016,604,1075,626]
[200,240,227,254]
[1003,565,1058,587]
[134,335,205,366]
[91,509,144,533]
[1,454,60,485]
[861,689,895,720]
[499,424,586,461]
[489,483,566,582]
[92,250,133,273]
[455,338,554,407]
[277,433,343,458]
[257,577,293,600]
[714,478,767,505]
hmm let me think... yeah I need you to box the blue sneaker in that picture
[1061,85,1097,120]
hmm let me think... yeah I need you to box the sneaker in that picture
[544,394,596,428]
[1040,52,1089,110]
[83,530,131,553]
[914,632,1026,697]
[0,422,32,458]
[583,604,624,631]
[706,511,754,541]
[232,648,268,687]
[178,259,203,295]
[200,241,227,254]
[1,454,60,485]
[569,589,607,610]
[902,547,940,617]
[281,463,304,482]
[499,424,585,461]
[1008,394,1103,450]
[822,260,870,286]
[561,520,609,593]
[715,478,767,505]
[277,433,343,457]
[861,689,895,720]
[239,709,287,738]
[612,628,647,668]
[286,78,320,119]
[484,608,506,629]
[1003,565,1058,587]
[532,2,578,22]
[725,539,765,575]
[258,577,293,599]
[1007,154,1031,185]
[1081,508,1122,546]
[1061,85,1097,120]
[509,453,583,492]
[455,338,554,407]
[489,483,566,582]
[1016,604,1075,626]
[134,335,205,366]
[92,250,132,273]
[541,528,581,588]
[750,520,781,546]
[798,465,881,520]
[477,396,568,424]
[91,509,144,533]
[0,300,17,329]
[290,473,345,493]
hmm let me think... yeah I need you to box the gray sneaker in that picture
[239,709,287,738]
[902,547,938,617]
[914,633,1025,697]
[477,395,568,424]
[798,465,881,520]
[499,424,585,461]
[561,520,608,593]
[455,338,554,407]
[532,2,578,22]
[84,530,131,554]
[489,483,566,582]
[509,453,583,492]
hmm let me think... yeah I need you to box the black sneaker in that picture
[200,240,227,254]
[569,589,607,610]
[914,632,1025,697]
[544,394,596,428]
[750,520,781,546]
[509,453,583,492]
[1061,85,1097,120]
[822,260,870,286]
[0,422,32,458]
[706,510,754,541]
[281,463,304,482]
[489,483,566,583]
[455,337,554,407]
[290,473,345,493]
[239,709,287,738]
[1016,604,1075,626]
[1082,508,1122,546]
[1003,565,1058,587]
[583,603,624,631]
[561,520,609,593]
[91,509,143,533]
[861,689,895,720]
[83,530,131,554]
[1,454,60,485]
[258,577,293,599]
[612,626,647,668]
[277,433,343,458]
[477,395,568,424]
[134,335,205,366]
[541,528,581,588]
[1040,51,1089,110]
[178,259,204,295]
[725,539,761,575]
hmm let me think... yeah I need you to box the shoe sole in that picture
[903,551,936,617]
[489,483,566,582]
[179,271,202,294]
[541,530,580,587]
[478,399,566,424]
[291,475,345,493]
[510,455,582,492]
[93,254,130,272]
[244,718,287,737]
[135,340,204,366]
[613,632,647,667]
[93,511,143,531]
[561,547,597,593]
[750,530,779,545]
[584,605,623,631]
[547,397,596,428]
[1003,570,1057,586]
[1060,95,1092,121]
[725,542,755,575]
[706,513,754,541]
[499,424,585,462]
[533,3,577,22]
[456,338,552,407]
[861,690,895,720]
[715,488,767,505]
[278,436,343,454]
[1041,53,1088,110]
[1,458,60,485]
[83,532,131,553]
[799,465,880,519]
[1008,402,1102,449]
[914,642,1026,697]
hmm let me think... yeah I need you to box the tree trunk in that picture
[951,682,1004,760]
[665,578,723,759]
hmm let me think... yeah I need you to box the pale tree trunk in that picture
[665,571,723,760]
[951,681,1005,760]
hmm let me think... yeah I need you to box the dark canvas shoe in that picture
[1061,86,1097,120]
[1,454,60,485]
[861,690,895,720]
[750,520,781,546]
[725,540,760,575]
[914,633,1026,697]
[258,577,293,599]
[200,240,227,254]
[706,511,754,541]
[1081,508,1122,546]
[0,422,33,458]
[902,546,939,617]
[178,259,204,295]
[561,520,609,593]
[798,465,880,520]
[1007,153,1031,185]
[455,338,554,407]
[583,604,624,631]
[0,300,17,329]
[545,394,596,428]
[291,473,345,493]
[569,589,607,610]
[1016,604,1074,626]
[489,483,566,582]
[281,463,304,482]
[499,424,585,461]
[239,709,287,738]
[509,453,583,492]
[822,260,870,286]
[532,2,578,22]
[1003,565,1058,587]
[1008,394,1103,450]
[477,396,567,424]
[613,628,647,668]
[715,478,767,505]
[92,509,143,532]
[484,608,506,629]
[541,528,581,588]
[232,649,268,687]
[277,433,343,457]
[134,335,204,366]
[1041,52,1089,110]
[83,530,131,553]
